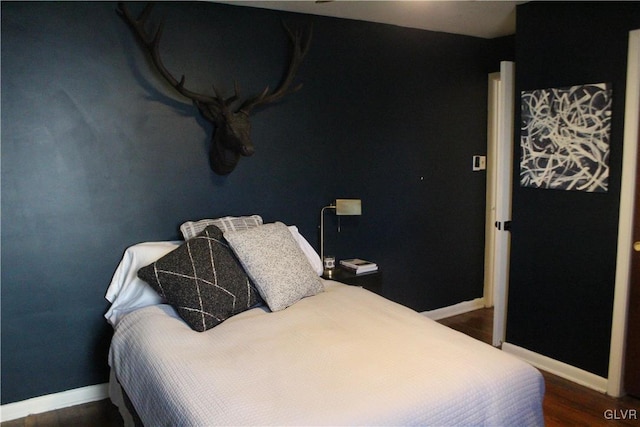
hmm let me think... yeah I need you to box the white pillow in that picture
[224,222,324,312]
[104,241,181,326]
[287,225,323,276]
[180,215,263,240]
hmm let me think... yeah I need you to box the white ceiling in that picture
[214,1,523,39]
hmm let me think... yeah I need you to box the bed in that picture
[105,216,544,426]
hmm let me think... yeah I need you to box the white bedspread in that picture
[109,281,544,426]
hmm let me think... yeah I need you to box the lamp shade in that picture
[335,199,362,216]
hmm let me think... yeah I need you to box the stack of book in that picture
[339,258,378,275]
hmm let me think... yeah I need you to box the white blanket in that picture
[109,281,544,426]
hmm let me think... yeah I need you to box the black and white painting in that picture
[520,82,612,192]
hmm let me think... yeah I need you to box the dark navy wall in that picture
[1,2,511,403]
[507,2,640,377]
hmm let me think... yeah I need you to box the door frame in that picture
[608,28,640,398]
[484,61,515,347]
[483,71,500,309]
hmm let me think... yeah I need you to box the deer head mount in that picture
[117,2,312,175]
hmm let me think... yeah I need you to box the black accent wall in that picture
[1,2,510,404]
[508,2,640,377]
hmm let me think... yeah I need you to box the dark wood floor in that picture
[1,398,123,427]
[439,308,640,427]
[3,308,639,426]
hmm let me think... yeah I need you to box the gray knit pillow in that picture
[138,225,262,332]
[224,222,324,312]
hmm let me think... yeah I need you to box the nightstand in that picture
[322,267,382,295]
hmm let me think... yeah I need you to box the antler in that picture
[117,2,310,118]
[116,2,237,115]
[237,22,312,115]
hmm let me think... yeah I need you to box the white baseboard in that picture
[502,342,608,393]
[421,297,486,321]
[0,383,109,422]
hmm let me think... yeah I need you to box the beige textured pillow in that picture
[224,222,324,311]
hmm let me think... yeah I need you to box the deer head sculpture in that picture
[117,3,311,175]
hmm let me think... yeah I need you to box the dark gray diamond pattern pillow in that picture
[137,225,262,332]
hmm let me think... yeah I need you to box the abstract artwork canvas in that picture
[520,83,612,192]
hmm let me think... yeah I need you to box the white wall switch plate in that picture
[473,156,487,171]
[472,155,486,171]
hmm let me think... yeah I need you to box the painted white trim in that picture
[492,61,515,348]
[483,71,501,309]
[421,297,485,321]
[503,342,608,393]
[0,383,109,422]
[609,28,640,398]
